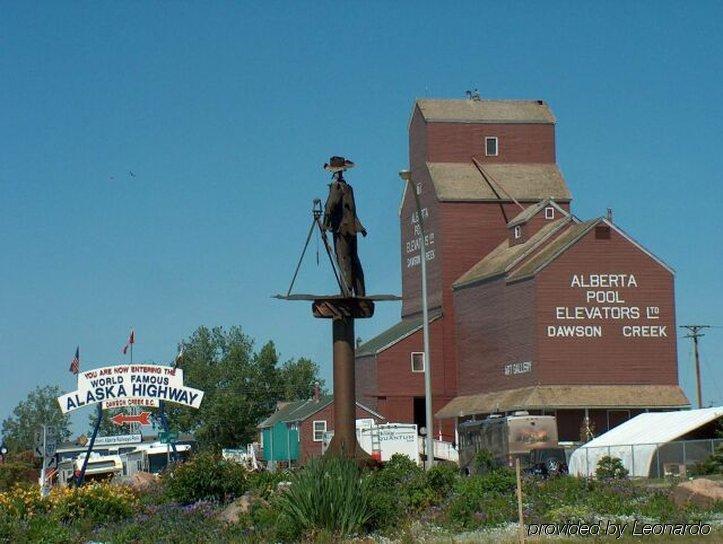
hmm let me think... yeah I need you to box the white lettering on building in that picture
[504,361,533,376]
[405,207,436,268]
[547,273,665,340]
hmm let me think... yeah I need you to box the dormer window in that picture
[544,206,555,220]
[485,137,498,157]
[514,226,522,240]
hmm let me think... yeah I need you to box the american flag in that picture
[173,344,184,369]
[69,346,80,375]
[122,329,135,355]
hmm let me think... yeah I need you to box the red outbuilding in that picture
[356,97,689,444]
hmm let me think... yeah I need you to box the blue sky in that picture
[1,2,722,433]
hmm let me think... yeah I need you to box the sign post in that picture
[35,425,58,497]
[76,404,103,487]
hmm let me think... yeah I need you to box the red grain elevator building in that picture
[355,97,689,443]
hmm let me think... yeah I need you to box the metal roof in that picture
[436,385,690,419]
[454,216,573,288]
[426,162,572,203]
[569,407,722,477]
[416,99,556,124]
[506,219,600,281]
[257,399,310,428]
[356,309,443,358]
[258,395,385,428]
[507,198,568,227]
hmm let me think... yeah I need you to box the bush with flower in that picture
[0,482,138,525]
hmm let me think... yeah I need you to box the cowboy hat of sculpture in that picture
[323,156,355,172]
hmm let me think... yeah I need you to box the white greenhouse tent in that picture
[568,407,723,478]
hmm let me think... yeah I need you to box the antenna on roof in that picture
[465,89,481,101]
[606,208,613,222]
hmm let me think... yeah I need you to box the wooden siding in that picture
[454,277,538,395]
[426,123,556,164]
[534,227,678,385]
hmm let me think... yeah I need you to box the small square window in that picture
[544,206,555,220]
[312,420,327,441]
[514,226,522,240]
[411,352,425,373]
[485,137,498,157]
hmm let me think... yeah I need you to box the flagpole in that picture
[129,329,136,433]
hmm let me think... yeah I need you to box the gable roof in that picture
[258,399,309,428]
[258,395,385,428]
[507,198,568,227]
[426,162,571,203]
[456,214,674,289]
[506,217,674,282]
[356,309,442,358]
[454,216,573,288]
[506,219,600,282]
[416,99,555,124]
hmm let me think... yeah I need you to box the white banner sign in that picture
[57,364,204,414]
[94,434,142,446]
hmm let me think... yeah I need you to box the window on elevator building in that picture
[485,136,498,157]
[411,352,425,373]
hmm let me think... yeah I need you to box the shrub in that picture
[274,456,372,540]
[162,452,248,504]
[595,455,629,480]
[247,470,290,500]
[0,460,37,492]
[447,472,517,529]
[473,449,499,474]
[366,454,435,530]
[524,475,592,522]
[426,462,460,498]
[446,469,517,528]
[690,445,723,476]
[49,482,138,524]
[0,483,50,519]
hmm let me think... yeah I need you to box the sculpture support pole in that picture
[313,297,374,462]
[329,316,357,457]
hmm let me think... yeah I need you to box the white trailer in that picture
[359,423,420,464]
[322,422,420,465]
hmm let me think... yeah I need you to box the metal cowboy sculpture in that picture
[322,156,367,297]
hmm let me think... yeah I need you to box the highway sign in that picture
[159,431,179,444]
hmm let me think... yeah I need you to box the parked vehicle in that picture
[58,453,124,484]
[457,412,567,475]
[322,422,420,465]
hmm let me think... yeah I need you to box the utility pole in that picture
[39,425,49,498]
[680,324,711,409]
[399,170,434,470]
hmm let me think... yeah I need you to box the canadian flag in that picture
[122,329,135,354]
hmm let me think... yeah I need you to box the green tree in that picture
[279,357,326,400]
[1,385,71,454]
[166,326,323,452]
